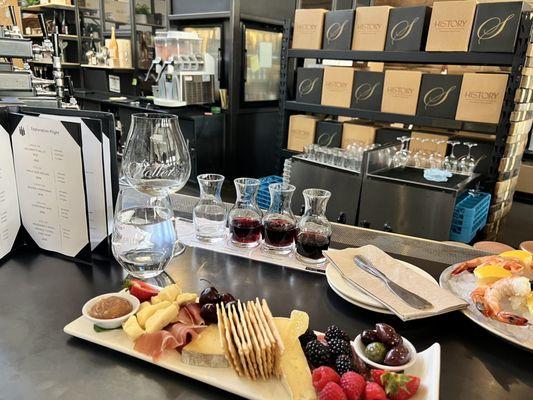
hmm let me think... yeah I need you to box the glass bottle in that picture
[295,189,332,264]
[193,174,226,242]
[262,183,297,255]
[228,178,263,248]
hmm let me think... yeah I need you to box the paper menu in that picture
[0,125,21,260]
[10,115,90,259]
[38,114,108,251]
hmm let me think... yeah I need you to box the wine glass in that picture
[392,136,410,167]
[122,113,191,256]
[459,142,478,175]
[443,140,460,172]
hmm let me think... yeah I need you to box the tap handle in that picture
[144,57,161,82]
[155,61,169,83]
[38,13,48,39]
[64,75,75,97]
[52,32,60,56]
[8,6,17,27]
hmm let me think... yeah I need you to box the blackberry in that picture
[328,337,352,358]
[325,325,350,343]
[299,329,317,348]
[335,354,355,376]
[305,340,332,367]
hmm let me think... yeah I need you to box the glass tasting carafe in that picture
[262,183,297,254]
[193,174,227,242]
[228,178,263,248]
[295,189,332,264]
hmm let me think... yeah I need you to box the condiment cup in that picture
[82,292,140,329]
[353,334,417,372]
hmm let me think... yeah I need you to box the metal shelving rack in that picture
[276,11,533,236]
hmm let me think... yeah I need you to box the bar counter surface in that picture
[0,246,531,400]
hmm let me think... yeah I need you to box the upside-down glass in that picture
[392,136,410,167]
[443,140,460,172]
[295,189,332,264]
[459,142,478,175]
[229,178,263,247]
[193,174,227,242]
[262,183,297,254]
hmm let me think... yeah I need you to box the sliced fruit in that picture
[499,250,532,268]
[125,279,159,302]
[473,264,512,285]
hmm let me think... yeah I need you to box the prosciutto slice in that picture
[134,331,179,361]
[167,322,206,351]
[177,302,204,325]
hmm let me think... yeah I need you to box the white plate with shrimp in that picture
[439,261,533,352]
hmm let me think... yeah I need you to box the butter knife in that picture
[353,255,434,310]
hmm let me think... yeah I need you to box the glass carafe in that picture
[193,174,226,242]
[262,183,297,255]
[295,189,332,264]
[228,178,263,248]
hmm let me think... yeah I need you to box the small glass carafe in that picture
[262,183,297,255]
[193,174,226,242]
[228,178,263,248]
[295,189,332,264]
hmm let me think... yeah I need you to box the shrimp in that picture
[470,276,530,326]
[452,255,525,276]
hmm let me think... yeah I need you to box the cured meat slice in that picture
[167,322,207,352]
[134,330,179,361]
[177,303,204,325]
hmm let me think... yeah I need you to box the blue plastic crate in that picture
[449,192,491,243]
[257,175,283,209]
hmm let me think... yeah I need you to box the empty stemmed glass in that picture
[428,139,445,169]
[392,136,410,167]
[443,140,460,173]
[459,142,478,175]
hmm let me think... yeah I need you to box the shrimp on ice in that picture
[452,255,525,276]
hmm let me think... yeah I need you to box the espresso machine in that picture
[146,31,215,107]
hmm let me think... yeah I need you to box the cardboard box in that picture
[323,10,355,50]
[287,115,320,152]
[409,132,448,156]
[425,1,477,51]
[296,68,324,104]
[351,71,384,111]
[469,1,524,53]
[315,120,343,148]
[321,67,355,108]
[516,162,533,194]
[341,123,377,148]
[416,74,463,119]
[381,70,422,115]
[352,6,391,51]
[455,73,508,124]
[292,9,328,49]
[385,6,431,51]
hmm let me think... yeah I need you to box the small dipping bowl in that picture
[353,334,417,372]
[82,292,140,329]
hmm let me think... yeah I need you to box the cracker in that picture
[231,303,257,380]
[250,300,275,376]
[247,301,270,378]
[216,304,232,368]
[219,303,243,376]
[237,300,262,379]
[239,301,266,379]
[261,299,285,377]
[227,304,251,379]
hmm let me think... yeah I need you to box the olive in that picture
[384,345,411,366]
[200,303,218,324]
[364,342,387,364]
[375,323,398,347]
[361,329,380,345]
[199,287,221,305]
[389,333,403,348]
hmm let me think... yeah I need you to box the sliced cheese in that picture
[136,300,171,328]
[151,284,182,304]
[122,315,145,341]
[145,304,180,333]
[274,316,316,400]
[181,324,229,368]
[175,292,198,306]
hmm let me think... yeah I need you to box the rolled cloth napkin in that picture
[325,245,468,321]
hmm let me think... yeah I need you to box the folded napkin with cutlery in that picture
[325,245,468,321]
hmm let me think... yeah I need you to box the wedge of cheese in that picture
[274,313,316,400]
[136,300,172,328]
[151,284,182,304]
[122,315,145,341]
[145,304,180,333]
[182,324,229,368]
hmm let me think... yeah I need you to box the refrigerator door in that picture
[243,25,282,102]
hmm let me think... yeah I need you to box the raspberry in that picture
[313,366,341,392]
[325,325,350,343]
[340,371,365,400]
[335,354,355,376]
[328,337,352,358]
[319,382,347,400]
[364,382,387,400]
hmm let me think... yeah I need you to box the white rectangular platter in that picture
[64,316,441,400]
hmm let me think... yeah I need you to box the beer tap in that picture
[144,56,162,82]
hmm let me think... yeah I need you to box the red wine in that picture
[230,217,263,244]
[295,232,331,260]
[264,219,296,248]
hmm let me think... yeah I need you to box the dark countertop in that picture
[0,247,531,400]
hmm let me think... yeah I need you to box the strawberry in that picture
[371,370,421,400]
[364,382,387,400]
[313,366,341,392]
[320,382,347,400]
[339,371,365,400]
[124,279,159,302]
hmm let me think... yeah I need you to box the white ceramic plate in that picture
[64,316,441,400]
[353,334,417,372]
[439,265,533,352]
[326,260,437,310]
[329,277,394,314]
